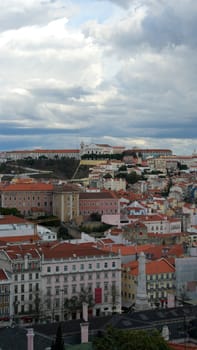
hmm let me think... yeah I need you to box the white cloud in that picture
[0,0,196,155]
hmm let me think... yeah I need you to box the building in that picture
[79,191,120,218]
[0,240,122,324]
[0,244,41,323]
[53,184,81,223]
[5,149,80,161]
[0,269,11,323]
[40,241,122,321]
[122,257,176,309]
[0,183,54,216]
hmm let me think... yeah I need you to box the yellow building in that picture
[122,258,175,309]
[53,184,81,223]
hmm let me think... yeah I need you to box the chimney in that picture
[27,328,34,350]
[80,302,89,343]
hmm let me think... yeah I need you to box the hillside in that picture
[0,159,90,180]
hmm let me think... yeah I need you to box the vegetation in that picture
[93,326,171,350]
[80,222,112,234]
[51,323,65,350]
[0,207,22,217]
[1,158,90,180]
[81,153,123,160]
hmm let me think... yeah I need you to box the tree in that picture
[93,326,171,350]
[51,323,65,350]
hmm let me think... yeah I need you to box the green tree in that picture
[51,323,65,350]
[93,326,171,350]
[126,171,141,184]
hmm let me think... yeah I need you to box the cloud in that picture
[0,0,196,155]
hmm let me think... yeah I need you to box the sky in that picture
[0,0,197,155]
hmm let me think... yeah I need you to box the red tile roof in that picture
[0,215,31,225]
[40,241,116,259]
[1,183,54,192]
[124,258,175,275]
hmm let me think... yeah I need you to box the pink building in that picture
[0,183,54,216]
[79,191,120,218]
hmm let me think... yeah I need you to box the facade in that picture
[122,258,176,309]
[5,149,80,161]
[41,242,122,321]
[141,215,182,234]
[123,148,172,161]
[79,191,120,218]
[0,241,122,324]
[80,142,114,156]
[0,245,41,323]
[0,269,11,323]
[0,183,54,216]
[175,256,197,302]
[53,185,81,222]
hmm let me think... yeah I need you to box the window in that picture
[64,276,67,282]
[47,266,51,273]
[80,284,85,292]
[21,274,24,281]
[29,273,32,280]
[55,298,60,308]
[72,265,76,271]
[104,262,108,268]
[55,276,59,283]
[36,283,39,291]
[35,273,39,279]
[72,285,76,293]
[64,265,68,272]
[29,284,32,292]
[47,287,51,296]
[88,263,92,270]
[96,262,100,269]
[104,295,108,303]
[80,264,84,270]
[96,273,100,279]
[88,274,92,280]
[104,282,108,291]
[112,261,116,268]
[80,275,84,281]
[72,275,76,281]
[21,294,24,301]
[56,266,59,272]
[55,287,60,296]
[104,272,108,278]
[14,275,18,281]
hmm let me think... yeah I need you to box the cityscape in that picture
[0,142,196,349]
[1,0,197,349]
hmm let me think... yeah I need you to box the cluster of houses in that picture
[0,145,196,330]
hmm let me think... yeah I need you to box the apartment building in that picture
[0,245,41,323]
[53,184,81,222]
[0,183,54,216]
[79,191,120,218]
[122,258,175,309]
[0,269,11,322]
[140,214,182,234]
[40,241,122,321]
[0,241,121,324]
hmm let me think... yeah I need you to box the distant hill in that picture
[0,158,90,180]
